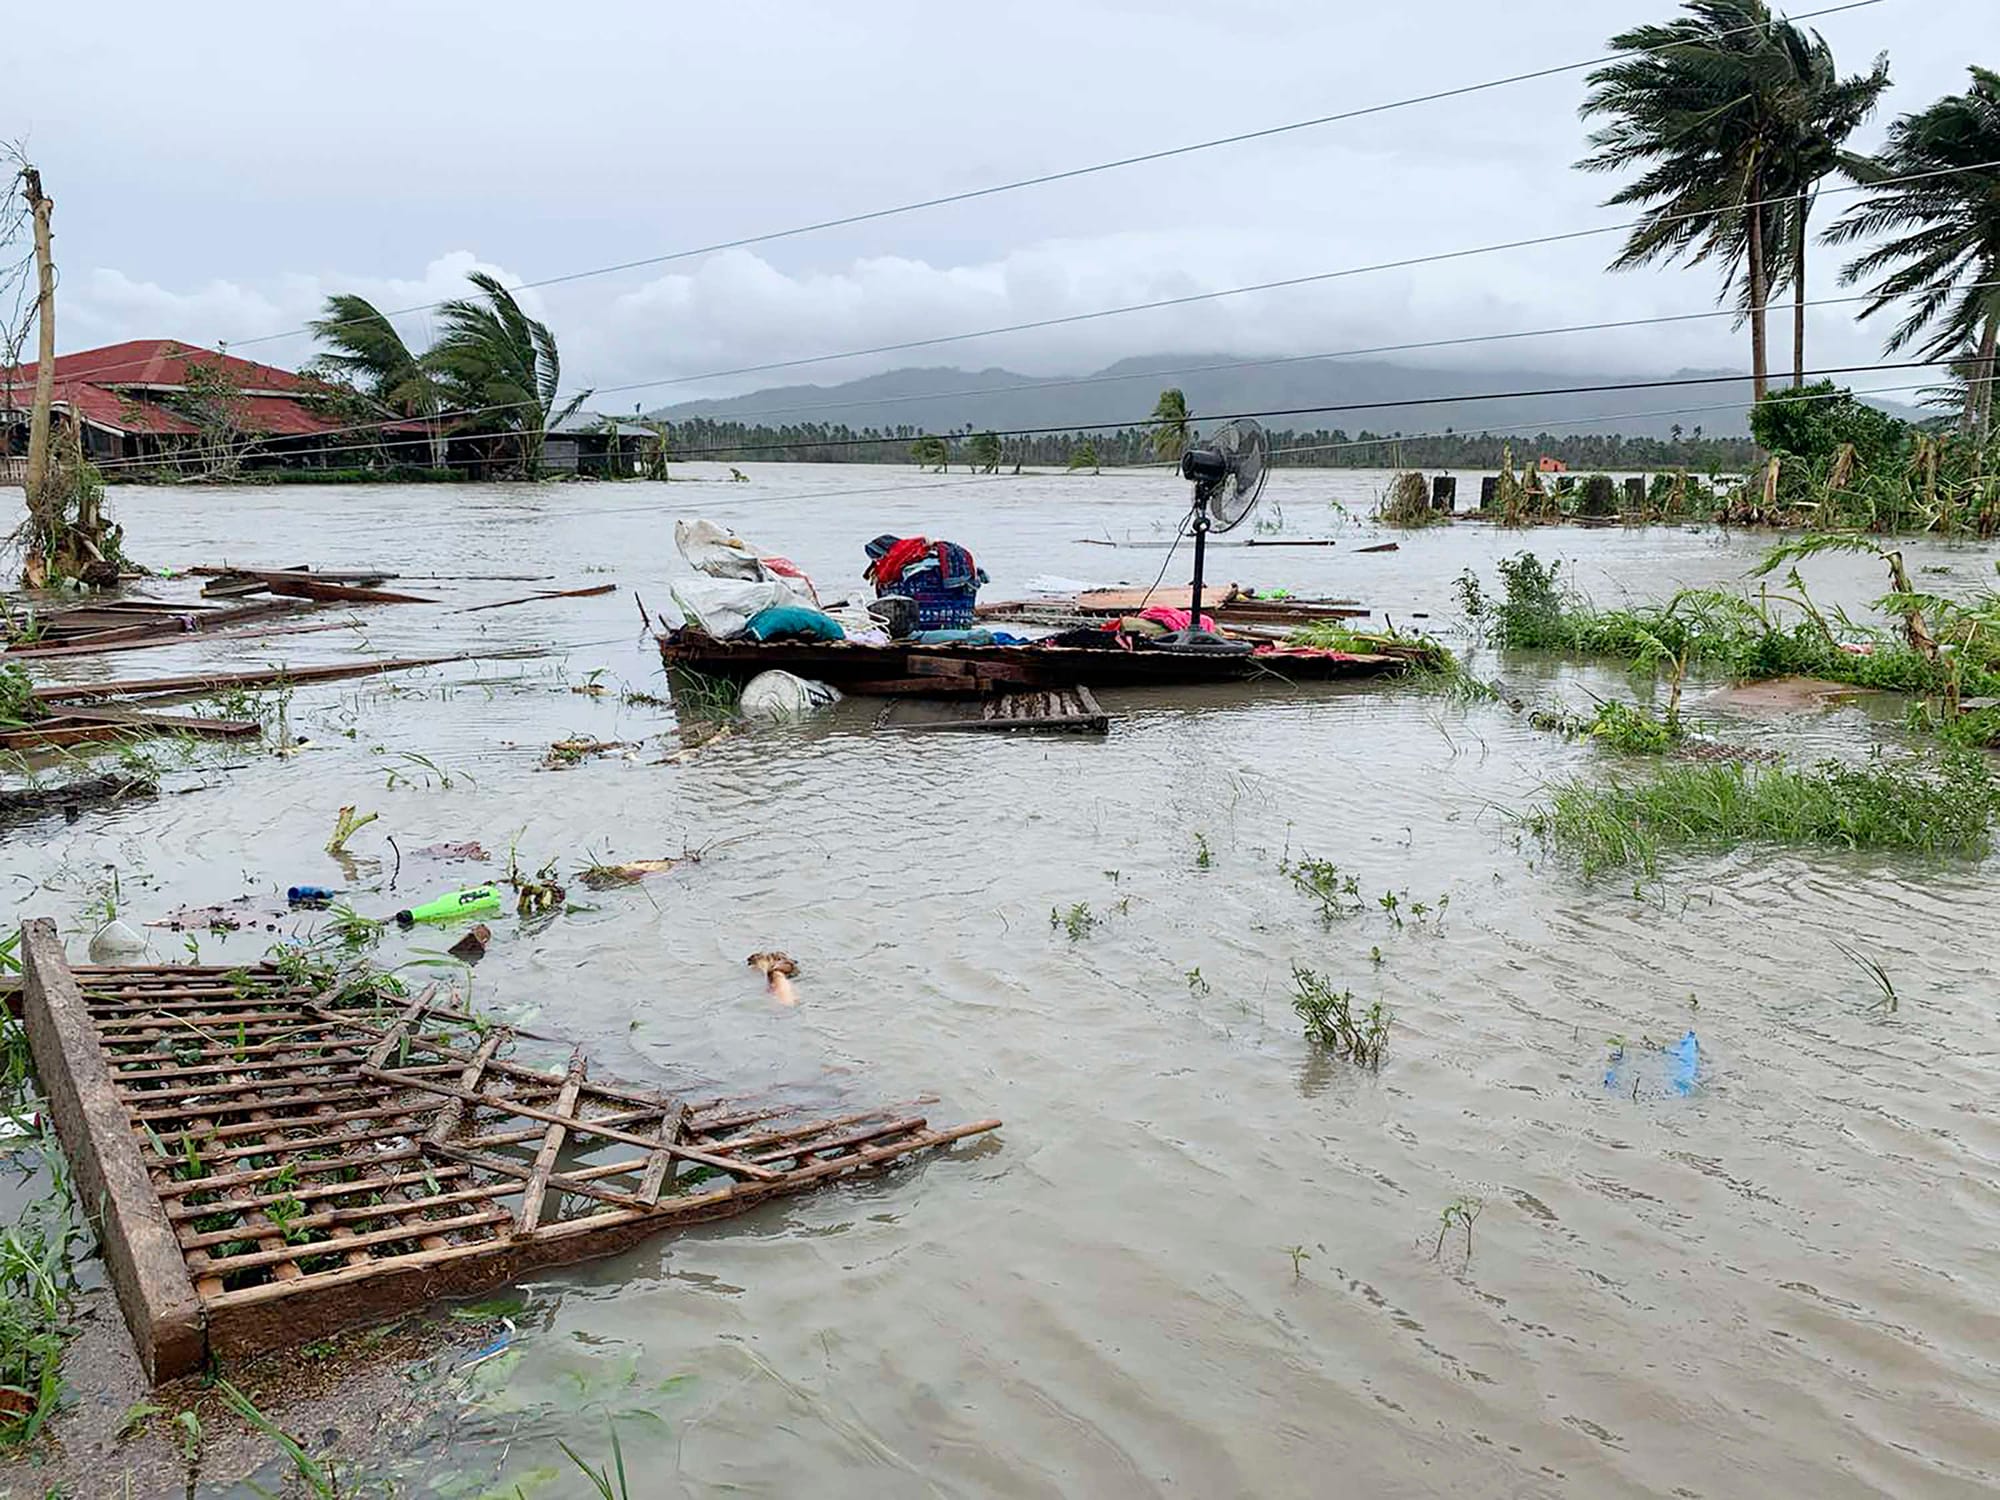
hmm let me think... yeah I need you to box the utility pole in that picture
[20,165,56,559]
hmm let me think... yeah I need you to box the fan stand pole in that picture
[1187,483,1213,631]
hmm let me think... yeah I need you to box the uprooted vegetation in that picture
[1521,749,2000,875]
[1290,965,1390,1068]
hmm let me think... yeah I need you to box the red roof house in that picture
[1,340,427,474]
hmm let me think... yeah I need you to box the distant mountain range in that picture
[649,353,1921,441]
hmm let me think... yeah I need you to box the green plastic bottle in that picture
[393,886,501,926]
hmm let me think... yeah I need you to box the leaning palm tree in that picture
[305,294,449,467]
[1578,0,1796,400]
[1147,387,1191,464]
[429,272,590,477]
[1765,33,1890,386]
[1825,67,2000,439]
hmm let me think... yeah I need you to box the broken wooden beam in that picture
[18,921,206,1380]
[456,583,618,614]
[29,654,465,705]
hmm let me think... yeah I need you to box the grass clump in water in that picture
[1290,964,1390,1067]
[1457,545,2000,714]
[1523,750,2000,875]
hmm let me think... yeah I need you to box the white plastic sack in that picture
[669,579,797,640]
[676,518,766,581]
[741,670,841,722]
[676,516,821,606]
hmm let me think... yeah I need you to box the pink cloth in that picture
[1137,605,1215,633]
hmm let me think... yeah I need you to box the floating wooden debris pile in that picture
[4,597,305,658]
[16,924,999,1380]
[874,686,1109,734]
[193,565,436,606]
[0,705,259,752]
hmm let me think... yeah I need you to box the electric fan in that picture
[1161,417,1270,650]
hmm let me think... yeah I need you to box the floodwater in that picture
[6,465,2000,1498]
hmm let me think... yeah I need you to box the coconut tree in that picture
[1148,387,1191,464]
[1766,33,1890,386]
[1825,67,2000,439]
[429,272,589,477]
[306,294,448,467]
[1578,0,1798,400]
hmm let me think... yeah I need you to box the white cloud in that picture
[61,253,543,370]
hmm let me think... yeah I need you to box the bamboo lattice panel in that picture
[19,930,997,1378]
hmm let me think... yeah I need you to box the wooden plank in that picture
[4,616,354,663]
[456,583,617,614]
[30,654,464,705]
[53,706,262,738]
[19,921,207,1379]
[430,1142,660,1213]
[363,1065,783,1181]
[518,1049,586,1231]
[635,1103,689,1203]
[256,577,436,605]
[423,1031,505,1147]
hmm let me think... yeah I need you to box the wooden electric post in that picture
[21,165,56,557]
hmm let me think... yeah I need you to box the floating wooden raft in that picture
[16,923,998,1381]
[874,686,1109,734]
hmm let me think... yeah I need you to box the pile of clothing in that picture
[863,534,986,594]
[1105,604,1215,638]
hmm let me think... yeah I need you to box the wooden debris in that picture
[457,583,617,614]
[16,933,997,1378]
[0,707,260,751]
[413,842,488,862]
[0,772,156,819]
[447,924,491,961]
[29,654,465,705]
[747,952,800,1005]
[5,598,305,656]
[542,737,635,769]
[4,616,362,662]
[253,577,436,605]
[576,858,683,890]
[874,686,1110,734]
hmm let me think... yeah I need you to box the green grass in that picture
[1522,751,2000,875]
[1457,548,2000,740]
[0,662,41,728]
[0,1105,85,1447]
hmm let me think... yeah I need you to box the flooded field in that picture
[6,465,2000,1497]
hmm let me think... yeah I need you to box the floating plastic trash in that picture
[394,886,501,926]
[286,885,337,908]
[1604,1029,1700,1099]
[87,918,148,963]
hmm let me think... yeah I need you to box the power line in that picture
[85,355,1966,476]
[662,282,2000,427]
[18,0,1891,390]
[589,161,1994,403]
[73,158,2000,474]
[620,359,1964,459]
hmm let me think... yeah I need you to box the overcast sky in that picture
[7,0,1987,411]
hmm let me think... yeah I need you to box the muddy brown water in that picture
[4,466,2000,1498]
